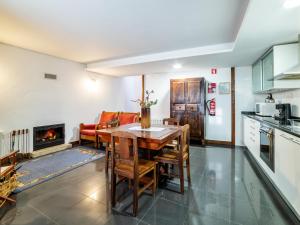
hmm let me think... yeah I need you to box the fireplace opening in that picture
[33,124,65,150]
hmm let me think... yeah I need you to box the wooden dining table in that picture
[96,123,181,151]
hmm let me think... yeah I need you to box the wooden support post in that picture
[142,74,145,102]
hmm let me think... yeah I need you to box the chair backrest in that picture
[180,124,190,155]
[118,112,140,125]
[111,131,138,174]
[98,111,119,125]
[163,118,179,126]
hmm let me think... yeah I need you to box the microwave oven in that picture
[255,103,276,117]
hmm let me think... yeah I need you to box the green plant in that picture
[132,90,158,108]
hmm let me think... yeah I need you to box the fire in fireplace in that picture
[33,124,65,150]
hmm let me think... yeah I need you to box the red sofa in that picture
[79,111,118,147]
[118,112,140,125]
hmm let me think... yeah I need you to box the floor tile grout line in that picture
[28,203,61,225]
[137,191,163,224]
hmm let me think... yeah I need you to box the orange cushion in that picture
[99,112,117,124]
[80,129,96,136]
[119,113,137,125]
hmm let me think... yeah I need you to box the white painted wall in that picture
[255,90,300,118]
[235,66,255,145]
[0,43,123,155]
[121,67,254,145]
[120,75,142,113]
[143,68,232,142]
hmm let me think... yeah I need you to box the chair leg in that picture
[179,161,184,194]
[133,179,139,217]
[186,156,191,184]
[111,171,116,207]
[95,136,99,149]
[105,145,109,174]
[152,166,157,195]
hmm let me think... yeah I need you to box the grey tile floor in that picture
[0,146,296,225]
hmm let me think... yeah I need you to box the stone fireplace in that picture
[33,124,65,151]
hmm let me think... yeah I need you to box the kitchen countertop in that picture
[242,111,300,138]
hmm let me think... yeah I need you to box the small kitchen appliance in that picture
[275,103,291,125]
[255,103,276,117]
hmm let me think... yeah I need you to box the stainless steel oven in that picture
[259,125,275,172]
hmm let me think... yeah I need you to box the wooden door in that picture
[170,78,205,144]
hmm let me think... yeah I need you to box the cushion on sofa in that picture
[119,113,138,125]
[99,111,118,125]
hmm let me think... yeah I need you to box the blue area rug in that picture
[15,147,105,193]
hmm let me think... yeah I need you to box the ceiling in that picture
[0,0,300,76]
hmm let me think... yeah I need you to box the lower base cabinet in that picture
[243,116,300,217]
[275,129,300,215]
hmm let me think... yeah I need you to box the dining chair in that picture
[162,118,180,126]
[154,124,190,193]
[104,112,139,174]
[163,118,180,150]
[110,131,157,216]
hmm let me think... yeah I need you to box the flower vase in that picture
[141,107,151,129]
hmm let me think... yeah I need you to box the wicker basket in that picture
[0,173,17,206]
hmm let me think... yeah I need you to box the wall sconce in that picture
[84,76,98,92]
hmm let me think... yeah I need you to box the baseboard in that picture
[243,147,300,224]
[205,139,233,147]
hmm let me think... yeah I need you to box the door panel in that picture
[186,80,201,103]
[187,112,201,138]
[172,111,187,125]
[252,60,262,93]
[171,81,185,103]
[262,51,274,91]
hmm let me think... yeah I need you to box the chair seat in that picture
[80,129,96,136]
[115,159,156,179]
[154,150,188,162]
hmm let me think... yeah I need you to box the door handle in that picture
[280,134,293,141]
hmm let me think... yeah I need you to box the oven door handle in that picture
[259,130,272,136]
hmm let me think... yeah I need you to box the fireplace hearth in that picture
[33,124,65,150]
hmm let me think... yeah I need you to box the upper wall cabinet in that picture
[252,60,262,93]
[252,43,300,93]
[262,50,274,91]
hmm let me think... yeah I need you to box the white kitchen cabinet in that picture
[243,117,300,216]
[275,129,300,215]
[243,116,260,159]
[273,43,299,77]
[252,43,300,93]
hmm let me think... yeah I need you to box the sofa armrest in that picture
[80,123,96,130]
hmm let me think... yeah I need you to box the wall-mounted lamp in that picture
[84,75,98,92]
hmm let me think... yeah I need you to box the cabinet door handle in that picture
[280,134,294,141]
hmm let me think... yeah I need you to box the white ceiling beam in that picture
[86,42,235,70]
